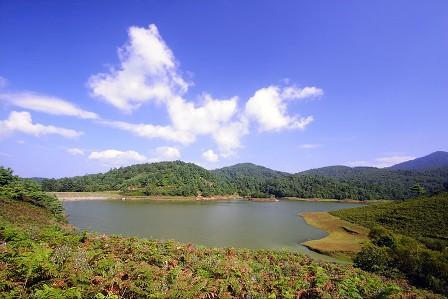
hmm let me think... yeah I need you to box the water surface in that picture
[64,200,361,259]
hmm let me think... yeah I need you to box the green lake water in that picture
[64,200,362,260]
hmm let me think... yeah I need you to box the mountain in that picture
[39,152,448,200]
[389,151,448,171]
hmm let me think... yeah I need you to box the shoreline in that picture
[299,211,369,260]
[51,192,244,202]
[50,191,375,203]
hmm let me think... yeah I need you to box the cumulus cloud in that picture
[0,92,98,119]
[0,111,82,138]
[88,24,189,112]
[346,155,415,168]
[88,149,147,167]
[245,86,317,132]
[167,94,238,136]
[100,119,195,144]
[66,148,85,156]
[100,93,244,155]
[153,146,181,161]
[202,149,219,162]
[212,118,249,157]
[87,146,181,167]
[89,24,321,158]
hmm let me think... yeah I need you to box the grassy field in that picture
[301,212,370,261]
[330,193,448,247]
[1,197,442,298]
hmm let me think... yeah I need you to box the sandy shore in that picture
[51,192,244,202]
[51,192,380,204]
[300,211,369,260]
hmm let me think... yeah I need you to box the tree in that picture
[410,183,426,196]
[0,166,16,186]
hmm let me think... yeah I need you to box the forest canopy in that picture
[36,161,448,200]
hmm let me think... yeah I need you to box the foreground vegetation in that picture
[1,167,442,298]
[331,194,448,295]
[39,160,448,200]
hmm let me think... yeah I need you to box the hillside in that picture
[330,193,448,294]
[40,158,448,200]
[211,163,288,197]
[389,151,448,170]
[331,193,448,247]
[212,163,288,179]
[0,167,441,298]
[41,161,236,196]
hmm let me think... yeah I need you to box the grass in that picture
[1,197,443,298]
[301,212,370,261]
[331,193,448,248]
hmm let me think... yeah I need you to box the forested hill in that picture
[38,154,448,200]
[41,161,236,196]
[213,163,288,179]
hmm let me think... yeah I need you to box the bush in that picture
[355,228,448,294]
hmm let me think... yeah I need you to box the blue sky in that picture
[0,0,447,178]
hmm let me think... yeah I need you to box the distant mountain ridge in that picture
[37,151,448,200]
[388,151,448,171]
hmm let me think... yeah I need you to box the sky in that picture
[0,0,447,178]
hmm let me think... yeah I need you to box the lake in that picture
[64,199,362,260]
[64,200,359,260]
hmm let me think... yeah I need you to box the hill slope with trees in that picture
[331,193,448,294]
[38,152,448,200]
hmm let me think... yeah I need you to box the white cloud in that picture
[0,111,82,138]
[88,24,189,112]
[212,118,249,157]
[202,149,219,162]
[100,119,195,144]
[282,86,323,100]
[100,93,244,155]
[67,148,85,156]
[88,149,147,167]
[300,143,321,149]
[245,86,316,132]
[153,146,181,161]
[0,92,99,119]
[346,155,416,168]
[89,24,322,158]
[167,94,238,136]
[87,146,181,167]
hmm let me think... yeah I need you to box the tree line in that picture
[36,161,448,200]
